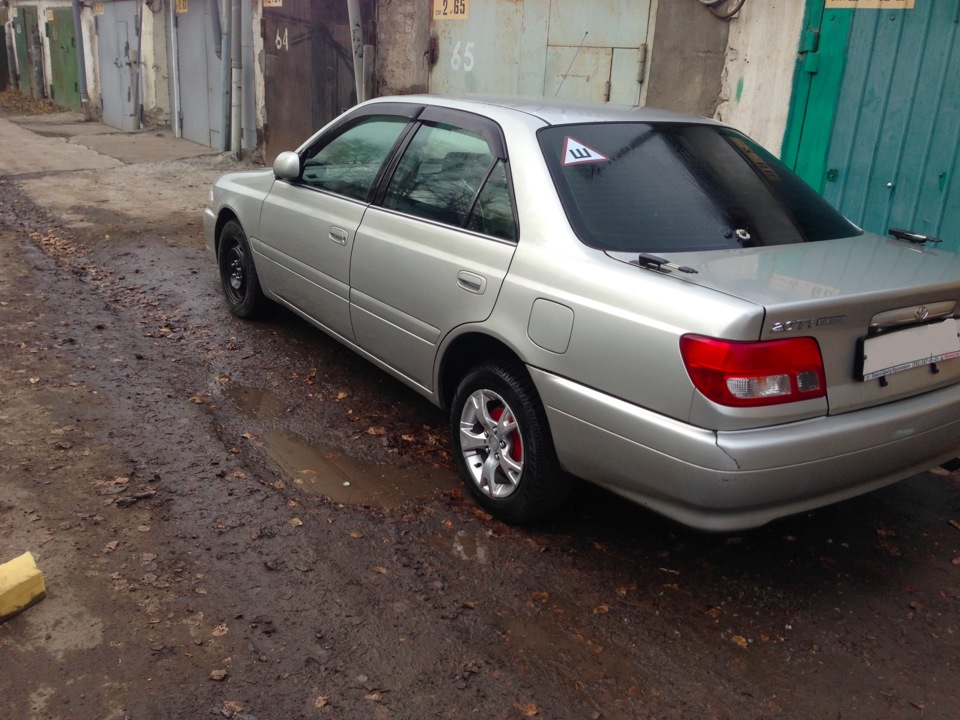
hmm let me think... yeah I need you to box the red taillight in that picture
[680,335,826,407]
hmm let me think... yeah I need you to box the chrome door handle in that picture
[329,227,348,245]
[457,271,486,294]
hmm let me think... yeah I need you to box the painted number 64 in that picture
[450,41,475,72]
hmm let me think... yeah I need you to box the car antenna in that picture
[555,32,588,97]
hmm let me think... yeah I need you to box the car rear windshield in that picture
[538,123,861,252]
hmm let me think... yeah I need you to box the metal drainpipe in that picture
[70,1,91,119]
[169,0,182,138]
[230,0,241,155]
[5,22,19,90]
[219,0,232,152]
[347,0,364,104]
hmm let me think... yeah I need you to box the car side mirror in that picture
[273,151,301,180]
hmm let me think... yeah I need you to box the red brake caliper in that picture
[489,407,523,462]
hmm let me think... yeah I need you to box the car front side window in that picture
[300,116,409,201]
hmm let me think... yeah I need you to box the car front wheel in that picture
[451,361,571,523]
[218,219,267,318]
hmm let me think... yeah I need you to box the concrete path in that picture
[0,112,216,176]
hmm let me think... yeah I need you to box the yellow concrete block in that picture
[0,551,47,622]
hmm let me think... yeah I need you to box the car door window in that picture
[301,116,409,201]
[383,123,511,232]
[463,160,516,241]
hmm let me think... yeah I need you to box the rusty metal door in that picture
[428,0,652,104]
[261,0,374,163]
[96,0,138,131]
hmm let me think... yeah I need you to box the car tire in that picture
[218,220,267,319]
[451,360,572,523]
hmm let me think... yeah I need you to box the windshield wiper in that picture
[636,253,698,274]
[889,228,942,245]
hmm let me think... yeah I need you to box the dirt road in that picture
[1,101,958,720]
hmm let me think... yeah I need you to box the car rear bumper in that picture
[530,367,960,531]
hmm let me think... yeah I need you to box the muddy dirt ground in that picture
[1,97,959,720]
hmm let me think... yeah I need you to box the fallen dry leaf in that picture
[374,566,387,574]
[290,518,303,526]
[104,540,119,553]
[366,426,387,436]
[209,669,228,681]
[593,604,609,615]
[350,531,364,539]
[29,377,40,384]
[314,696,330,709]
[189,394,203,404]
[222,700,243,715]
[212,623,229,637]
[531,591,549,604]
[515,701,539,717]
[731,635,749,649]
[241,432,259,440]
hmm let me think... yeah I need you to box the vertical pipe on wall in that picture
[5,22,18,89]
[219,0,232,152]
[230,0,241,154]
[169,0,182,137]
[347,0,364,103]
[70,0,91,119]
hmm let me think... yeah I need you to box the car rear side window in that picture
[538,123,861,252]
[384,122,516,240]
[300,116,409,201]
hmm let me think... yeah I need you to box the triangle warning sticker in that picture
[562,137,609,166]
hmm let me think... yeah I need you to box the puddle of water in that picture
[224,385,457,508]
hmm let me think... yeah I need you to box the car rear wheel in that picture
[218,220,267,318]
[451,361,571,523]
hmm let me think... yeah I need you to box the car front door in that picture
[349,108,519,389]
[256,108,417,341]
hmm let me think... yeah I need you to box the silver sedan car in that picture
[204,95,960,531]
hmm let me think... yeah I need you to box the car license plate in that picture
[860,318,960,381]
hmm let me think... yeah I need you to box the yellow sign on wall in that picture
[433,0,469,20]
[176,0,189,13]
[264,0,284,7]
[825,0,914,8]
[94,2,105,16]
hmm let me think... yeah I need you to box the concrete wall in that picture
[715,1,806,154]
[644,0,730,118]
[142,2,170,127]
[375,0,431,96]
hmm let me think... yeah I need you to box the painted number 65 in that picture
[450,41,475,72]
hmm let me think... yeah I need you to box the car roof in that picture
[368,94,727,128]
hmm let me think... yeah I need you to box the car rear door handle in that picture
[329,226,348,245]
[457,271,486,294]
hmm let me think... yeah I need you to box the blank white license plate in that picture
[861,319,960,381]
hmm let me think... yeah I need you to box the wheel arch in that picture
[437,330,530,410]
[213,208,241,257]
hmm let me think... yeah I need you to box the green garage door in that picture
[784,0,960,251]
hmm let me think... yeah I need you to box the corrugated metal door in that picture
[428,0,652,105]
[47,8,81,111]
[787,1,960,251]
[96,1,138,131]
[174,0,220,147]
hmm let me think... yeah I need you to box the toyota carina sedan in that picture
[204,95,960,531]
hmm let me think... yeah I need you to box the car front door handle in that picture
[329,226,348,245]
[457,271,486,294]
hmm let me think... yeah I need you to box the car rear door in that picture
[255,106,418,341]
[349,107,519,389]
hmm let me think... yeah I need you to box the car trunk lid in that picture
[610,234,960,415]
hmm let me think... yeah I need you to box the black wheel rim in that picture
[221,241,246,306]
